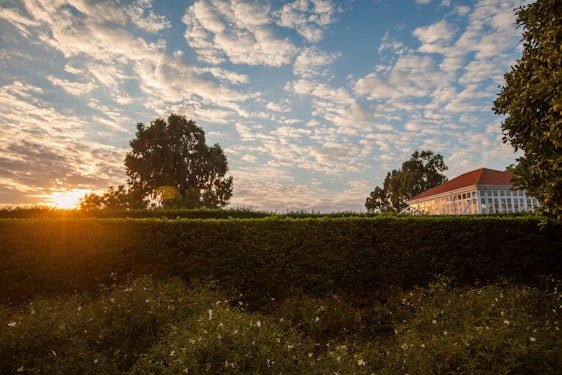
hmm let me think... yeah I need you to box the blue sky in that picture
[0,0,529,211]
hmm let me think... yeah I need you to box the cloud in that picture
[293,46,341,78]
[349,0,526,171]
[47,75,97,96]
[266,101,290,112]
[125,0,171,32]
[5,0,252,128]
[273,125,312,139]
[135,51,249,107]
[354,55,439,100]
[413,20,456,53]
[0,81,127,204]
[230,165,372,212]
[274,0,338,43]
[241,154,258,163]
[183,0,298,67]
[0,6,41,37]
[311,143,353,165]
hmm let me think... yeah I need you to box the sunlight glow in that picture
[49,190,89,209]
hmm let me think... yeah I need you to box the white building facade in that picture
[406,168,540,215]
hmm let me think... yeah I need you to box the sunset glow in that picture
[49,190,89,209]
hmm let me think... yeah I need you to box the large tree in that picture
[124,114,233,209]
[365,150,448,212]
[492,0,562,220]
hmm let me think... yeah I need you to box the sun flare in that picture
[49,190,88,209]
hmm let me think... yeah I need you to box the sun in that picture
[49,190,88,209]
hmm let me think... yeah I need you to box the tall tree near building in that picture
[492,0,562,220]
[124,114,233,209]
[365,150,448,212]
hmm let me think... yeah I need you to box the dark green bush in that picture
[0,216,560,306]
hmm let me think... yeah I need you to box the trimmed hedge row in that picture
[0,207,373,219]
[0,216,560,305]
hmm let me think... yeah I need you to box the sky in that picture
[0,0,531,211]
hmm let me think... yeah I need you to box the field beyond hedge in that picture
[0,214,561,373]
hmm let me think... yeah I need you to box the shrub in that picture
[1,277,560,374]
[378,279,562,374]
[0,277,231,374]
[131,301,315,374]
[270,289,364,344]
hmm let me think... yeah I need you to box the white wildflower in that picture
[504,320,510,325]
[529,337,536,342]
[357,359,366,366]
[8,321,16,327]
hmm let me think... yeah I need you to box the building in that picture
[406,168,540,215]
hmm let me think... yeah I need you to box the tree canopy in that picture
[492,0,562,220]
[365,150,448,212]
[124,114,233,209]
[80,114,233,210]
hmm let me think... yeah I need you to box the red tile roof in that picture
[408,168,513,202]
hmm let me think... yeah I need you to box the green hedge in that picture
[0,216,560,305]
[0,207,374,219]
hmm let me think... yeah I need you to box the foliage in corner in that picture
[493,0,562,221]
